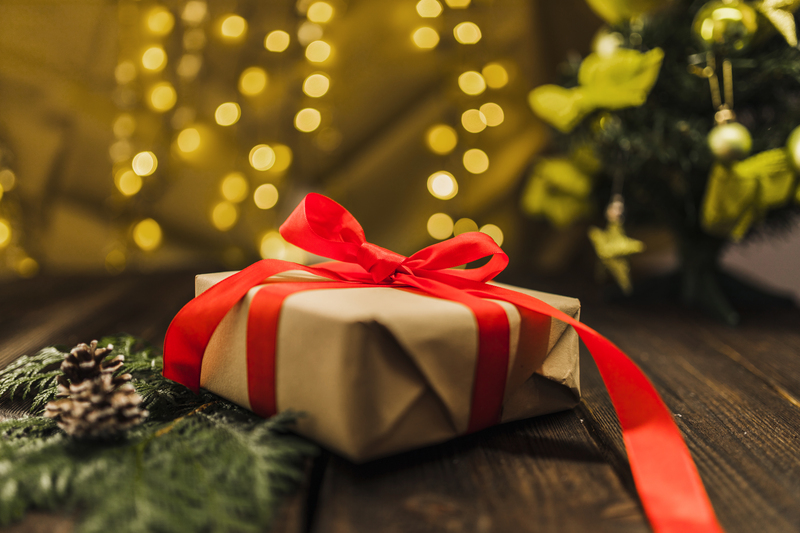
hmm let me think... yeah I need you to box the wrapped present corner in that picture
[195,270,581,461]
[164,193,725,533]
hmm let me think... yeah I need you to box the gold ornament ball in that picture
[786,125,800,170]
[691,0,758,54]
[707,121,752,161]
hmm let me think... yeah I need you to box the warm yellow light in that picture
[305,40,331,62]
[307,2,334,23]
[133,218,162,251]
[295,108,322,132]
[132,151,158,176]
[445,0,470,7]
[115,169,143,196]
[220,14,247,40]
[147,7,175,36]
[427,171,458,200]
[480,223,503,246]
[183,28,206,50]
[239,67,268,96]
[458,71,486,95]
[105,250,126,274]
[221,172,249,202]
[16,257,38,278]
[182,1,207,25]
[177,54,203,79]
[297,22,323,45]
[482,62,509,89]
[148,82,177,112]
[254,183,279,209]
[463,149,489,174]
[215,102,241,126]
[142,46,167,72]
[271,144,293,172]
[0,187,3,202]
[109,140,132,163]
[0,219,11,249]
[454,22,481,44]
[412,27,440,49]
[454,218,479,236]
[250,144,276,171]
[427,213,454,240]
[260,230,287,259]
[303,73,330,97]
[416,0,443,17]
[480,102,504,127]
[0,169,16,191]
[113,114,136,138]
[176,128,201,153]
[426,124,458,155]
[115,61,136,84]
[461,109,487,133]
[265,30,290,52]
[211,201,239,231]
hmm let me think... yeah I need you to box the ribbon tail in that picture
[468,283,725,533]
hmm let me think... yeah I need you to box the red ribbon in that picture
[163,193,725,533]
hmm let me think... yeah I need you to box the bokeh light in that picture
[148,82,177,112]
[215,102,241,126]
[141,46,167,71]
[147,7,175,36]
[295,108,322,132]
[265,30,290,52]
[177,127,201,152]
[297,22,323,45]
[177,54,202,79]
[426,124,458,155]
[133,218,162,251]
[271,144,293,172]
[454,218,479,236]
[445,0,471,7]
[16,257,38,278]
[458,71,486,95]
[115,61,136,84]
[0,219,11,249]
[260,230,286,259]
[479,102,504,127]
[480,223,504,246]
[307,2,334,23]
[221,172,249,202]
[412,27,439,49]
[427,213,454,240]
[482,62,509,88]
[211,201,239,231]
[220,14,247,41]
[239,67,268,96]
[132,151,158,176]
[113,114,136,138]
[416,0,443,17]
[461,109,487,133]
[427,171,458,200]
[0,169,16,191]
[183,29,206,50]
[254,183,279,209]
[182,1,207,24]
[305,40,332,62]
[115,169,142,196]
[250,144,276,170]
[463,148,489,174]
[454,22,481,44]
[105,250,126,274]
[303,73,330,97]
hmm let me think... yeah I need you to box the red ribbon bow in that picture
[164,193,724,533]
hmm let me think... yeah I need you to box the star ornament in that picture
[588,221,645,294]
[756,0,800,47]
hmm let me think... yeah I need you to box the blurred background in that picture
[0,0,797,303]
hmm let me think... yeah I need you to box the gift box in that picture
[164,193,725,533]
[195,270,581,462]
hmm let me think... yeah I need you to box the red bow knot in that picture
[355,242,407,283]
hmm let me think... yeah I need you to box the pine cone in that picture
[44,341,148,439]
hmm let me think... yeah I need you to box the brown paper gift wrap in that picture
[195,270,581,462]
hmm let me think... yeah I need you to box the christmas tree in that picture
[525,0,800,324]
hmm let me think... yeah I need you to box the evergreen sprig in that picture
[0,335,318,532]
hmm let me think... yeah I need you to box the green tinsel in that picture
[0,335,318,532]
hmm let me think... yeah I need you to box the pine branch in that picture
[0,335,319,532]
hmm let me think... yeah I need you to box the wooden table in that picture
[1,270,799,532]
